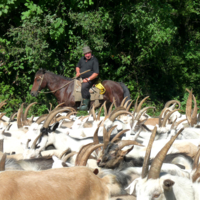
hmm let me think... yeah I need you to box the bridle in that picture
[35,74,44,93]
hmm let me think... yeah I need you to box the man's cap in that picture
[83,46,92,54]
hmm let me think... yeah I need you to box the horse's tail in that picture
[118,82,131,104]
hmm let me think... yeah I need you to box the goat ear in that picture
[62,162,68,167]
[50,122,59,132]
[163,179,174,190]
[93,168,99,175]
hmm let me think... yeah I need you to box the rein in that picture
[38,69,91,94]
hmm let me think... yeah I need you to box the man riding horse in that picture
[76,46,99,111]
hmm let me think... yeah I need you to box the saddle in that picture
[73,79,105,107]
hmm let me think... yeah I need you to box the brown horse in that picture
[30,69,131,110]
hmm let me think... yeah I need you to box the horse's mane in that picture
[36,69,73,81]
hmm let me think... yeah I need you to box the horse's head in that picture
[31,69,47,97]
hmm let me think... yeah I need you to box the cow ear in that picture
[163,179,174,190]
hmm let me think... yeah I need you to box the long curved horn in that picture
[126,100,134,111]
[135,106,155,121]
[93,126,100,145]
[48,103,52,113]
[148,128,184,179]
[136,96,149,113]
[193,147,200,170]
[186,88,193,125]
[0,102,7,110]
[97,103,104,121]
[164,100,181,109]
[43,108,70,128]
[78,144,103,166]
[124,99,131,109]
[133,96,140,116]
[159,107,168,127]
[91,105,96,120]
[109,107,126,121]
[141,126,157,179]
[24,102,37,122]
[0,139,3,152]
[103,101,108,116]
[54,102,65,109]
[109,110,134,122]
[75,143,94,166]
[56,113,77,122]
[117,140,143,150]
[113,97,117,108]
[173,119,187,129]
[0,153,6,171]
[111,129,130,143]
[107,102,114,117]
[17,103,24,129]
[30,132,43,149]
[59,148,71,159]
[0,113,6,120]
[36,114,48,124]
[171,117,178,129]
[9,112,17,122]
[62,152,77,163]
[191,94,198,126]
[161,109,180,127]
[120,96,128,107]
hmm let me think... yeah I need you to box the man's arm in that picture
[76,67,80,78]
[82,73,99,83]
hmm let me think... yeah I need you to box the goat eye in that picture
[153,194,160,198]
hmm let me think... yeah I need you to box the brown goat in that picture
[0,166,110,200]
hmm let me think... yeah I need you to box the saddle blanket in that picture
[73,79,104,107]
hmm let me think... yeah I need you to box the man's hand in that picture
[82,78,89,83]
[76,72,80,78]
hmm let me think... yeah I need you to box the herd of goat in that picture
[1,88,200,199]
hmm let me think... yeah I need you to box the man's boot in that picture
[77,99,90,111]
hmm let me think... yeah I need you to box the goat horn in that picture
[126,100,134,111]
[0,113,6,120]
[91,105,96,121]
[164,100,181,109]
[133,96,140,117]
[62,152,77,163]
[0,102,7,110]
[124,99,131,109]
[59,148,71,159]
[174,119,187,129]
[111,129,130,143]
[0,153,6,171]
[135,106,155,121]
[148,128,184,179]
[93,126,100,145]
[9,112,17,122]
[113,97,117,108]
[43,108,70,128]
[186,88,193,125]
[117,140,143,150]
[49,103,53,113]
[75,143,94,166]
[54,102,65,109]
[191,94,198,126]
[78,144,103,166]
[136,96,149,113]
[109,110,134,122]
[0,139,3,152]
[171,117,178,129]
[17,103,24,129]
[30,132,43,149]
[193,147,200,170]
[109,106,126,121]
[159,107,168,127]
[103,101,108,116]
[141,126,157,179]
[120,96,128,107]
[161,109,180,127]
[97,103,104,121]
[24,102,37,122]
[107,102,114,117]
[36,114,48,124]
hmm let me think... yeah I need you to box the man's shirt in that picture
[77,55,99,79]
